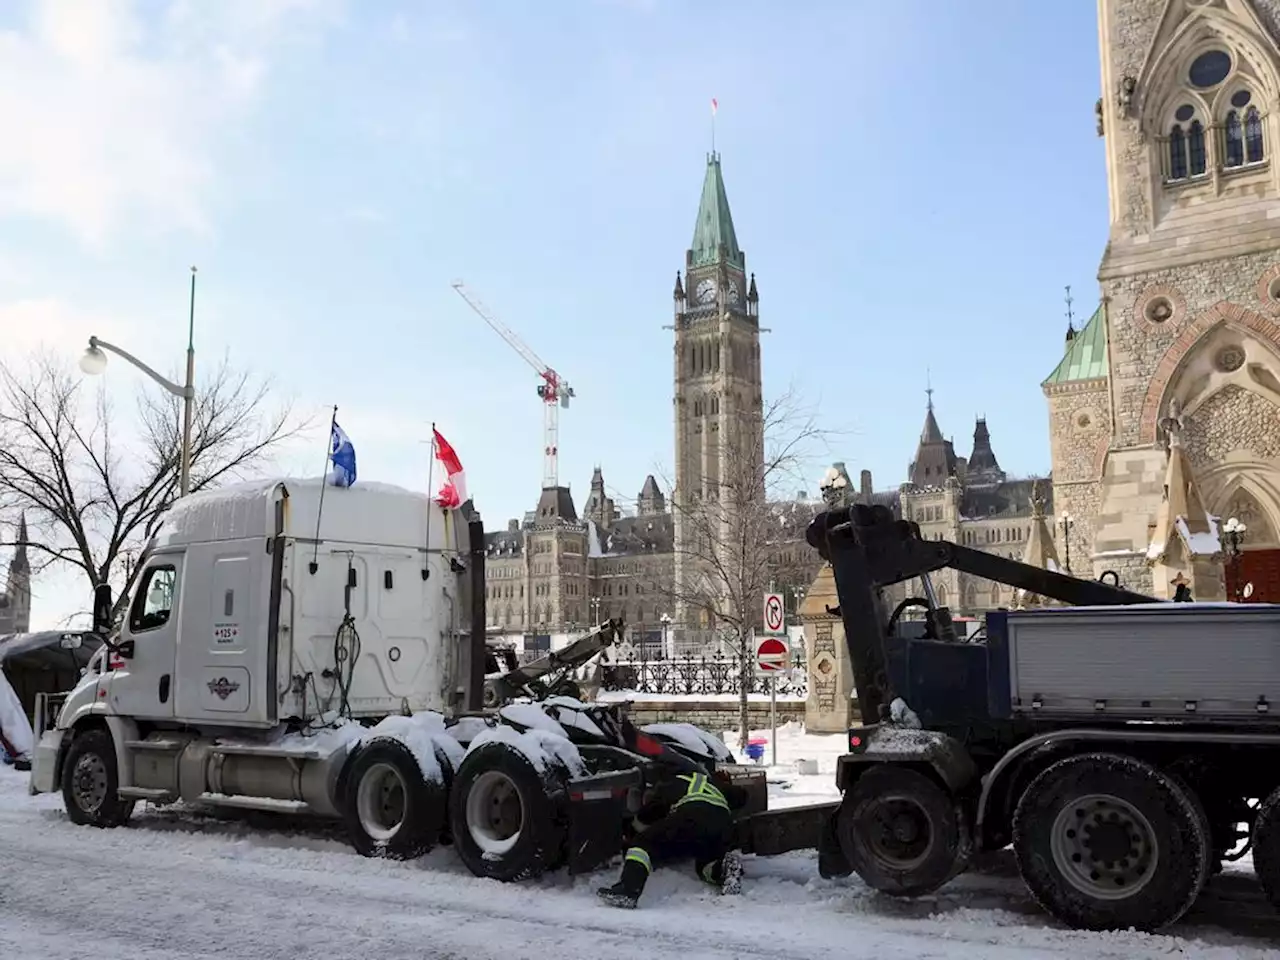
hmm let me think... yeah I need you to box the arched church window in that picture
[1225,110,1244,167]
[1246,105,1265,163]
[1169,125,1188,180]
[1189,121,1207,175]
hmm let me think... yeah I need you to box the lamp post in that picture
[1224,516,1248,601]
[659,612,672,660]
[590,596,601,625]
[79,267,198,497]
[1059,512,1074,574]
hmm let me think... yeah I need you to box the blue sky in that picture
[1,0,1108,626]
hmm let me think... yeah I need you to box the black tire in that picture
[1250,784,1280,908]
[342,737,446,860]
[61,729,135,828]
[449,740,569,882]
[836,764,968,897]
[1012,752,1208,932]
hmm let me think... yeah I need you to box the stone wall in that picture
[620,698,807,734]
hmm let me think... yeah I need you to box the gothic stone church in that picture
[1044,0,1280,601]
[0,515,30,636]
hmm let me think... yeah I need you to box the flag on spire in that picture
[432,428,467,508]
[710,97,718,116]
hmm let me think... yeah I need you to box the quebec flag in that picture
[328,420,357,487]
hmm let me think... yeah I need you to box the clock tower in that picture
[671,151,764,650]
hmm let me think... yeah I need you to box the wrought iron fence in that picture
[601,655,808,699]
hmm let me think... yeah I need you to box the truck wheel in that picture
[1012,752,1208,932]
[61,729,135,828]
[342,738,446,860]
[450,741,568,882]
[836,764,968,897]
[1249,784,1280,908]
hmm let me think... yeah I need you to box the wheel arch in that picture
[974,727,1280,851]
[60,715,139,791]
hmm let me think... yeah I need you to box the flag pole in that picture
[423,421,437,581]
[710,97,717,153]
[310,405,337,575]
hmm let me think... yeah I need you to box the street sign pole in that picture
[770,672,777,766]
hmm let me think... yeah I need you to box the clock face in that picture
[727,280,739,302]
[695,278,717,304]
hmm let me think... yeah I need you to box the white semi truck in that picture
[27,477,804,880]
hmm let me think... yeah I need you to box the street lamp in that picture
[1224,516,1248,601]
[590,596,601,625]
[79,268,198,497]
[1059,512,1074,574]
[659,612,672,660]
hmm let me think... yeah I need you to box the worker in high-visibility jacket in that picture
[597,768,747,909]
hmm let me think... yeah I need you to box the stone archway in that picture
[1140,301,1280,445]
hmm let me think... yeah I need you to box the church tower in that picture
[1046,0,1280,598]
[0,513,31,635]
[671,153,764,646]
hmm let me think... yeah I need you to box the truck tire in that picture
[836,764,969,897]
[342,738,446,860]
[1248,783,1280,908]
[1012,752,1209,932]
[61,728,135,828]
[449,740,569,882]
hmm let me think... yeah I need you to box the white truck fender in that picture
[103,715,141,790]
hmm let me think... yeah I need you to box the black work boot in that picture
[719,851,744,895]
[596,882,639,909]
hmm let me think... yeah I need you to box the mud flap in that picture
[818,805,853,878]
[566,770,639,875]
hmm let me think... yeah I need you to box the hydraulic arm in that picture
[805,503,1155,724]
[484,618,627,705]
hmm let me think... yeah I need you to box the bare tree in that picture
[652,383,835,746]
[0,349,309,622]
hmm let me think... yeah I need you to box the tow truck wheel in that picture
[342,738,446,860]
[1248,784,1280,908]
[836,764,968,897]
[61,728,135,828]
[450,741,569,882]
[1012,752,1209,932]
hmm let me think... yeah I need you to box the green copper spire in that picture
[689,152,743,270]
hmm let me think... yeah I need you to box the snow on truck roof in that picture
[151,477,463,552]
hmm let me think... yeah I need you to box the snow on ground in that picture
[5,726,1280,959]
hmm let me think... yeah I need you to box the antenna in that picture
[1065,284,1075,330]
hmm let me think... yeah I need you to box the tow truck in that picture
[804,500,1280,933]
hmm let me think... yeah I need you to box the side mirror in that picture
[92,583,113,636]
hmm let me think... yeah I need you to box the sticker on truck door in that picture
[213,623,240,644]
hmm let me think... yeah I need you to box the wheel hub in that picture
[356,762,409,842]
[465,770,525,856]
[868,797,933,867]
[72,753,108,813]
[1050,794,1158,900]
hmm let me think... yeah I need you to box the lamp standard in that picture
[659,612,672,659]
[590,596,601,625]
[1059,512,1074,574]
[78,268,198,497]
[1224,516,1248,601]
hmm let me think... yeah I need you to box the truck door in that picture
[109,558,182,720]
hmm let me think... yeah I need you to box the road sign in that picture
[763,592,785,635]
[756,635,789,673]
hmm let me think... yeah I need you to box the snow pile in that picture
[358,711,465,784]
[0,670,33,760]
[867,726,944,756]
[467,723,587,778]
[1177,513,1223,557]
[216,713,367,757]
[889,697,922,729]
[498,703,567,738]
[642,722,733,761]
[447,715,494,746]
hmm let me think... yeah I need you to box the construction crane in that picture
[451,280,575,490]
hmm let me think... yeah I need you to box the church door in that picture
[1225,549,1280,603]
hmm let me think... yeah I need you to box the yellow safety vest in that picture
[672,772,730,812]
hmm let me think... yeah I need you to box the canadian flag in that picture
[433,428,467,508]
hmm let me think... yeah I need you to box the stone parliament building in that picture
[485,0,1280,659]
[0,515,30,636]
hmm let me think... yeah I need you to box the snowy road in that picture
[4,767,1280,959]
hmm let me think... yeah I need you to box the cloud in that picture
[0,0,339,248]
[0,298,142,359]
